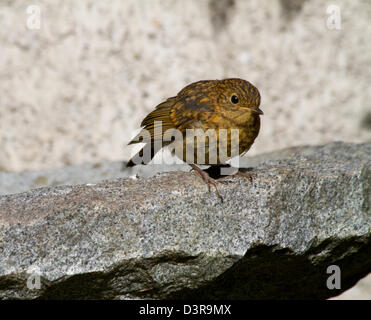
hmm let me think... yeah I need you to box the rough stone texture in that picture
[0,145,314,196]
[0,142,370,299]
[0,161,190,196]
[0,0,371,172]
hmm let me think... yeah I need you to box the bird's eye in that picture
[231,95,239,104]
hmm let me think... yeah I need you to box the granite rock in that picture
[0,142,370,299]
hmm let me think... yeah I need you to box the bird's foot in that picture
[189,164,224,202]
[206,164,255,183]
[235,170,254,182]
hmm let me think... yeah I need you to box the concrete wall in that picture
[0,0,370,172]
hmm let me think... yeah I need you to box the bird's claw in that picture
[203,174,224,202]
[190,164,224,202]
[236,170,254,182]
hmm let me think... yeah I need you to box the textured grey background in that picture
[0,0,370,172]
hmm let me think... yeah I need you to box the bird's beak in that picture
[257,107,264,115]
[249,107,264,115]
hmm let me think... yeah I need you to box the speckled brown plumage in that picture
[126,78,263,201]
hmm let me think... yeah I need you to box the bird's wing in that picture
[128,97,177,144]
[129,95,221,144]
[169,95,222,132]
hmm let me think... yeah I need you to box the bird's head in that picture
[218,78,263,115]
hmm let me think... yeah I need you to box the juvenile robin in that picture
[126,78,263,201]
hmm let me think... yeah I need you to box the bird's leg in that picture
[189,164,223,202]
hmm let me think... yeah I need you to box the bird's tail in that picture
[126,158,137,168]
[126,98,175,168]
[126,142,155,168]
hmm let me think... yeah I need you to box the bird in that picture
[126,78,263,201]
